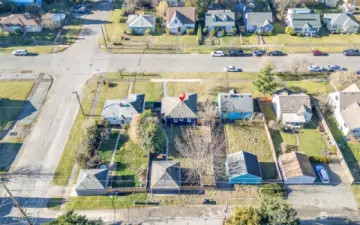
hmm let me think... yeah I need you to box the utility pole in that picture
[72,91,85,116]
[1,178,33,225]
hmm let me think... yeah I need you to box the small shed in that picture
[279,152,316,184]
[75,168,108,196]
[226,151,262,184]
[151,160,181,194]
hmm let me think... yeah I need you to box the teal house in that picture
[226,151,262,184]
[218,90,253,121]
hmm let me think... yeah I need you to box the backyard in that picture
[225,121,278,180]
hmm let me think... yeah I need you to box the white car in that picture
[307,65,323,72]
[315,165,330,184]
[224,65,240,72]
[211,51,225,57]
[12,49,28,56]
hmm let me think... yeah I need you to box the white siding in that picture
[285,175,316,184]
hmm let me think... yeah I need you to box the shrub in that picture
[330,145,337,155]
[260,183,285,198]
[126,28,133,35]
[297,33,302,37]
[209,28,216,37]
[197,24,203,45]
[231,27,238,35]
[165,28,170,35]
[309,156,331,164]
[202,27,208,34]
[186,28,195,35]
[285,26,295,35]
[254,31,259,35]
[145,28,152,35]
[219,29,225,37]
[119,16,127,23]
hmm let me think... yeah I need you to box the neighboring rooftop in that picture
[151,160,181,190]
[205,10,235,26]
[102,94,145,119]
[75,168,108,191]
[339,83,360,110]
[127,14,155,28]
[276,91,311,114]
[166,7,196,24]
[287,8,321,28]
[218,90,253,113]
[161,93,198,118]
[279,152,316,178]
[226,151,262,178]
[245,12,273,26]
[0,13,40,26]
[324,13,359,27]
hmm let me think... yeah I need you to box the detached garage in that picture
[226,151,262,184]
[279,152,316,184]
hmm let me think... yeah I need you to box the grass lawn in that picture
[286,81,333,96]
[347,34,360,44]
[225,121,278,179]
[298,118,326,157]
[113,134,148,187]
[0,82,34,131]
[132,82,163,102]
[352,185,360,209]
[98,130,120,165]
[221,36,241,46]
[241,35,258,45]
[229,82,263,97]
[66,194,148,210]
[180,35,197,47]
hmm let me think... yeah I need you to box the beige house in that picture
[165,7,196,34]
[0,14,43,33]
[279,152,316,184]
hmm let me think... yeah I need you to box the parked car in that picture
[12,49,28,56]
[227,49,244,57]
[73,6,90,14]
[224,65,241,72]
[307,65,323,72]
[211,51,225,57]
[356,70,360,75]
[312,49,325,56]
[343,49,359,56]
[327,65,346,72]
[254,50,266,57]
[268,51,284,56]
[315,165,330,184]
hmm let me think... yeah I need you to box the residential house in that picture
[75,168,108,196]
[167,0,184,7]
[101,94,145,125]
[226,151,262,184]
[218,90,253,120]
[165,7,196,34]
[272,89,312,127]
[126,14,155,35]
[286,8,322,35]
[323,13,359,33]
[205,10,236,35]
[244,12,273,33]
[279,152,316,184]
[161,93,198,125]
[325,0,339,7]
[150,160,181,194]
[328,83,360,138]
[342,3,356,15]
[0,14,43,33]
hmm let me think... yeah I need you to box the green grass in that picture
[94,82,129,115]
[241,35,258,45]
[298,118,326,157]
[352,185,360,209]
[62,15,84,45]
[221,36,241,46]
[132,82,163,102]
[66,194,148,210]
[98,130,120,165]
[113,134,148,187]
[286,81,333,96]
[225,121,278,179]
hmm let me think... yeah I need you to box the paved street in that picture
[0,0,360,224]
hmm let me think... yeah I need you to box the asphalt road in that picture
[0,0,360,224]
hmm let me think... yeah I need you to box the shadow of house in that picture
[0,99,37,140]
[301,217,360,225]
[0,142,22,172]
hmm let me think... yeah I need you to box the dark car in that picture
[254,50,266,57]
[343,49,359,56]
[268,51,284,56]
[312,49,325,56]
[227,49,245,56]
[356,70,360,75]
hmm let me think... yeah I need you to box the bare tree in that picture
[268,120,281,131]
[198,97,218,126]
[274,0,300,20]
[41,14,61,30]
[290,56,308,75]
[175,125,227,185]
[329,71,359,90]
[144,33,152,49]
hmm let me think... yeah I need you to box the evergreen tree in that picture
[45,211,102,225]
[253,63,277,96]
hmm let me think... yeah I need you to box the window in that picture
[344,124,347,128]
[174,118,178,123]
[187,118,191,122]
[174,19,177,24]
[179,118,184,122]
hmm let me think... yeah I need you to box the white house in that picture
[328,83,360,138]
[279,152,316,184]
[101,94,145,125]
[205,10,236,34]
[165,7,195,34]
[285,8,322,35]
[126,15,155,35]
[272,90,312,127]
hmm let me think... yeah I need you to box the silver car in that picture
[307,65,323,72]
[224,65,241,72]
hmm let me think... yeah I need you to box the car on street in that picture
[356,70,360,75]
[268,51,284,56]
[211,51,225,57]
[12,49,28,56]
[343,49,359,56]
[307,65,323,72]
[312,49,325,56]
[224,65,241,72]
[327,65,346,72]
[227,49,245,57]
[315,165,330,184]
[254,50,266,57]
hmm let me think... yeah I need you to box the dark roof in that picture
[75,168,108,190]
[129,94,145,113]
[151,160,181,190]
[226,151,262,178]
[246,12,273,27]
[161,93,198,118]
[291,13,321,28]
[166,7,196,24]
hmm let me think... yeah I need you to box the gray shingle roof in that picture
[338,84,360,129]
[127,14,155,28]
[218,92,253,113]
[324,13,359,28]
[151,160,181,190]
[75,168,108,190]
[339,84,360,110]
[279,152,316,179]
[102,94,145,119]
[278,94,311,114]
[226,151,262,179]
[205,10,235,27]
[291,13,321,28]
[166,7,196,24]
[246,12,273,27]
[161,93,198,118]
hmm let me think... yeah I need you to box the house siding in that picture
[222,112,252,120]
[165,117,197,125]
[104,116,132,125]
[76,188,107,196]
[130,26,155,35]
[228,174,262,184]
[278,158,315,184]
[206,25,234,33]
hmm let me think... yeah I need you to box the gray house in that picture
[286,8,322,35]
[205,10,235,35]
[75,168,108,196]
[102,94,145,125]
[218,90,253,120]
[323,13,359,33]
[244,12,273,33]
[151,160,181,194]
[126,14,155,35]
[161,93,198,125]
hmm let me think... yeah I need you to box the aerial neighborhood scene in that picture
[1,0,360,224]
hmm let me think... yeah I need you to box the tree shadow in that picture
[111,175,136,188]
[302,217,360,225]
[0,142,22,172]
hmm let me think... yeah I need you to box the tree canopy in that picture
[227,207,261,225]
[253,63,277,96]
[45,210,102,225]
